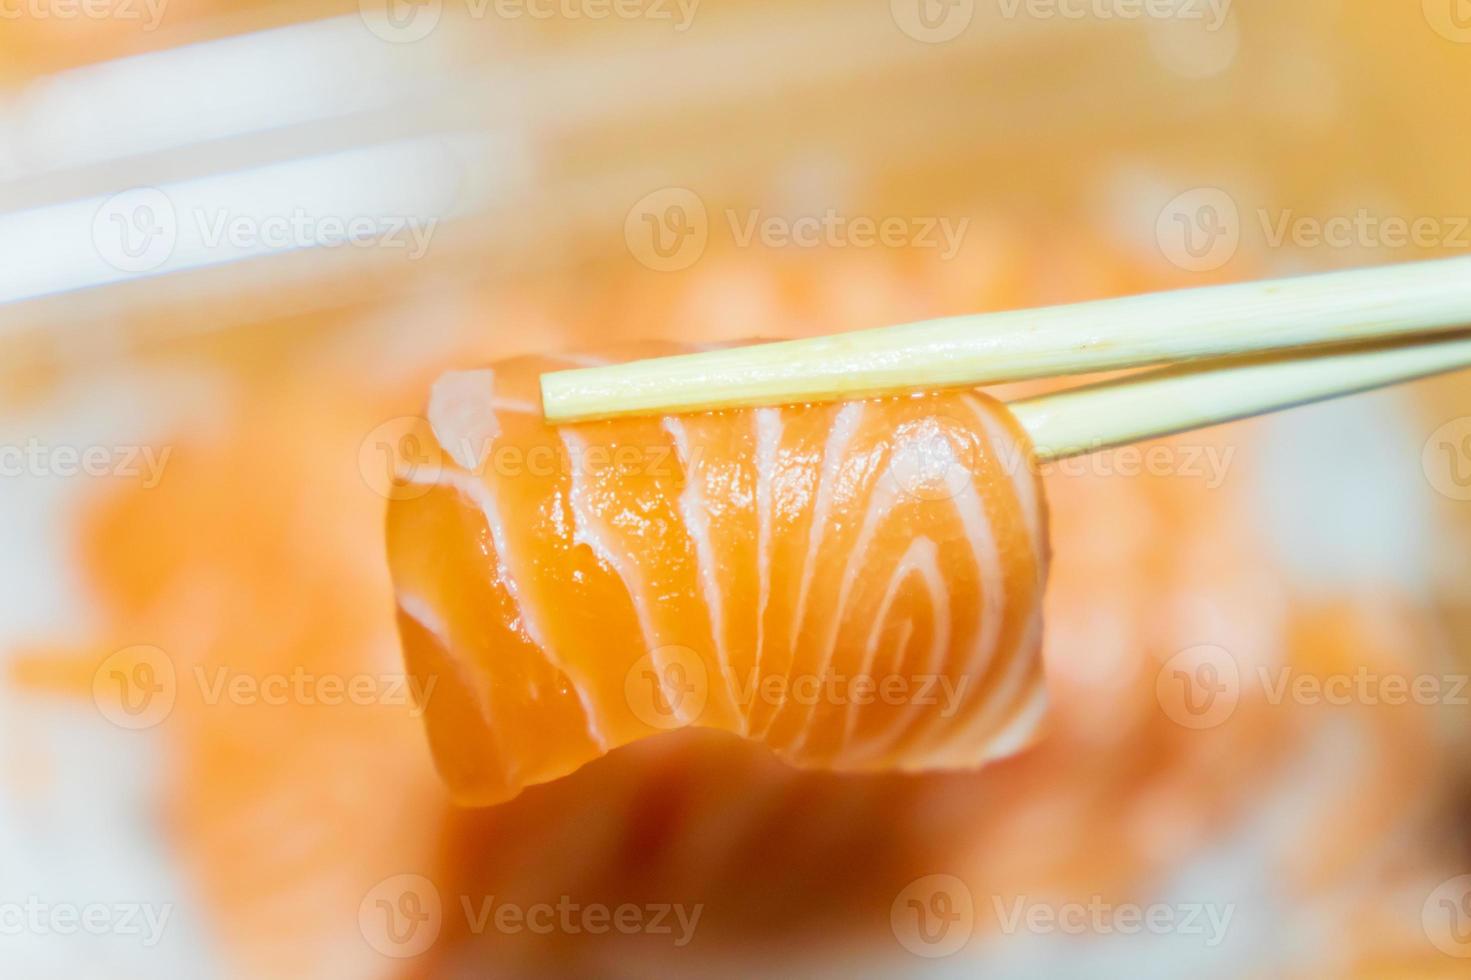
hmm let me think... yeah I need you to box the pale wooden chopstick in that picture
[1013,332,1471,462]
[540,257,1471,423]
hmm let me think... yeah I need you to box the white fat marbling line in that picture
[751,408,782,695]
[841,536,948,759]
[394,590,500,731]
[559,429,698,729]
[428,369,500,472]
[394,590,451,646]
[550,352,613,368]
[788,403,865,653]
[404,461,609,750]
[980,676,1049,760]
[966,393,1048,582]
[929,605,1044,766]
[877,430,1010,757]
[664,416,745,733]
[491,397,540,416]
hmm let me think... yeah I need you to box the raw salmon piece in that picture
[387,345,1050,805]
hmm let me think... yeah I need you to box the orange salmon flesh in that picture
[386,344,1051,804]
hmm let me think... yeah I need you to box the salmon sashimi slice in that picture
[387,343,1051,805]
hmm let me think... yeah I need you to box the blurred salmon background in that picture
[3,1,1471,976]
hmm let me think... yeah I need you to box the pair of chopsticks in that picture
[539,257,1471,461]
